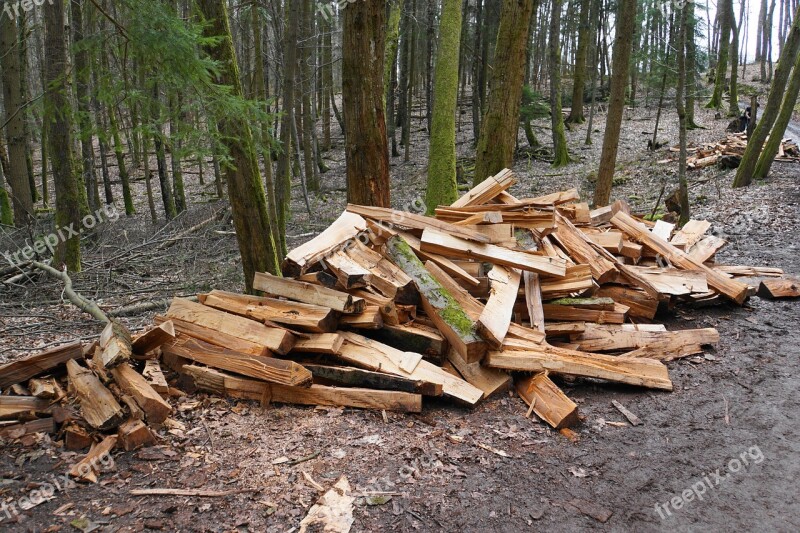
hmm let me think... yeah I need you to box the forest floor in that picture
[0,99,799,532]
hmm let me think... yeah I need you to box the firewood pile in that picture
[3,169,799,473]
[664,133,800,169]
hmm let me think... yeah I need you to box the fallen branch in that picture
[30,262,109,323]
[130,488,259,497]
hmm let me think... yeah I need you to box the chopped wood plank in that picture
[201,290,339,333]
[364,322,448,357]
[452,211,504,226]
[449,168,516,207]
[757,278,800,299]
[297,270,340,288]
[0,418,56,439]
[477,265,522,348]
[336,332,483,405]
[585,232,624,253]
[523,272,546,332]
[132,321,176,355]
[347,288,403,325]
[516,373,579,429]
[611,212,748,304]
[325,249,372,288]
[625,266,709,296]
[303,364,442,396]
[0,396,50,420]
[572,324,719,355]
[283,211,368,276]
[338,305,384,329]
[715,265,784,277]
[551,213,618,283]
[383,235,487,363]
[166,298,296,354]
[142,360,169,394]
[118,419,156,451]
[347,204,493,243]
[253,271,365,314]
[620,240,643,260]
[686,235,727,263]
[68,435,117,482]
[485,344,673,390]
[182,365,422,413]
[651,220,675,241]
[670,220,711,249]
[99,321,133,368]
[0,342,83,388]
[28,378,57,399]
[596,285,659,320]
[109,363,172,424]
[163,337,312,387]
[66,360,124,430]
[539,265,594,298]
[291,333,345,354]
[343,240,417,303]
[589,205,613,225]
[447,348,510,399]
[542,302,628,324]
[557,202,590,224]
[155,315,269,357]
[544,322,587,337]
[420,228,567,276]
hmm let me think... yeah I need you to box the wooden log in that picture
[452,211,504,226]
[142,360,169,395]
[449,168,516,207]
[477,265,522,348]
[291,333,345,355]
[420,229,567,276]
[0,342,83,388]
[538,265,594,298]
[338,305,384,329]
[347,204,493,243]
[485,344,673,391]
[64,424,94,450]
[132,321,176,355]
[68,435,118,483]
[118,419,156,451]
[611,212,748,304]
[446,348,510,399]
[670,220,711,249]
[99,321,133,368]
[155,315,269,357]
[283,211,368,276]
[347,288,404,325]
[166,298,296,355]
[66,360,124,431]
[336,332,483,405]
[324,250,372,288]
[596,285,659,320]
[200,290,339,333]
[686,235,727,263]
[542,302,628,324]
[585,231,624,253]
[545,297,616,310]
[551,213,618,283]
[524,273,546,333]
[303,364,442,396]
[182,365,422,413]
[0,418,56,439]
[572,324,719,356]
[364,322,448,357]
[757,278,800,299]
[109,363,172,424]
[163,337,312,387]
[383,235,486,363]
[515,373,579,429]
[0,396,50,420]
[28,378,57,399]
[297,270,340,289]
[253,272,365,314]
[624,266,709,296]
[343,240,417,303]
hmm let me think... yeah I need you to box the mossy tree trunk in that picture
[733,3,800,188]
[196,0,282,290]
[342,0,391,207]
[727,0,740,118]
[676,2,690,226]
[686,3,700,129]
[425,0,463,213]
[44,0,82,271]
[0,155,12,225]
[473,0,535,184]
[707,0,731,110]
[567,0,591,124]
[592,0,637,207]
[549,0,570,167]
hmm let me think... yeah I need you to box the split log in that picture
[523,272,546,332]
[446,348,511,399]
[347,204,493,243]
[291,333,345,355]
[338,305,384,329]
[131,321,176,355]
[551,213,618,283]
[572,324,719,356]
[283,211,368,276]
[142,360,169,395]
[0,418,56,439]
[757,278,800,299]
[449,168,516,207]
[596,285,659,320]
[98,321,133,368]
[303,364,442,396]
[109,363,172,424]
[28,378,58,399]
[515,373,579,429]
[68,435,117,482]
[476,265,522,348]
[253,271,365,314]
[0,342,83,388]
[118,419,156,451]
[66,360,124,431]
[155,315,269,357]
[364,322,448,357]
[324,250,372,288]
[343,240,417,303]
[0,396,50,419]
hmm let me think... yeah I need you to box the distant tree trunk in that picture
[18,13,37,206]
[756,0,766,61]
[151,84,177,221]
[109,107,135,216]
[592,0,637,207]
[707,0,731,109]
[301,0,318,193]
[90,63,113,205]
[426,0,436,135]
[169,95,186,213]
[471,0,483,143]
[676,2,690,226]
[0,14,33,226]
[727,0,740,117]
[404,0,417,162]
[343,0,391,206]
[686,2,700,129]
[44,0,82,271]
[386,0,404,157]
[567,0,591,124]
[734,3,800,188]
[473,0,535,184]
[549,0,570,167]
[196,0,282,290]
[426,0,463,212]
[322,13,333,151]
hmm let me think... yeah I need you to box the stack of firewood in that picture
[2,169,799,467]
[662,133,800,168]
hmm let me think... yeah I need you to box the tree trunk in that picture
[686,2,699,128]
[0,147,12,225]
[676,2,690,226]
[0,14,33,225]
[44,0,82,271]
[567,0,591,123]
[169,95,186,214]
[707,0,731,109]
[592,0,637,207]
[727,0,740,117]
[196,0,282,290]
[549,0,570,167]
[471,0,483,143]
[734,3,800,188]
[343,0,391,207]
[426,0,436,135]
[425,0,463,212]
[473,0,535,184]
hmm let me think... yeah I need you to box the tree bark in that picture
[676,2,690,226]
[567,0,591,123]
[549,0,570,167]
[342,0,391,207]
[592,0,637,207]
[707,0,731,109]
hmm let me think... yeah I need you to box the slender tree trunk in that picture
[426,0,463,212]
[404,0,417,162]
[426,0,436,134]
[593,0,637,206]
[549,0,570,167]
[727,0,740,117]
[44,0,81,270]
[0,155,12,225]
[676,2,690,226]
[197,0,282,289]
[18,12,37,206]
[472,0,483,143]
[322,13,333,151]
[343,0,391,206]
[567,0,591,123]
[734,3,800,188]
[474,0,536,184]
[707,0,731,109]
[169,95,186,213]
[686,2,700,128]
